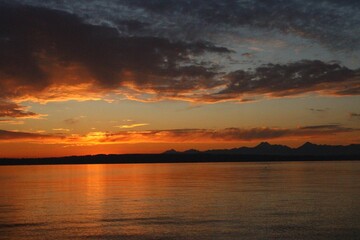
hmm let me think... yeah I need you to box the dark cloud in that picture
[216,60,360,100]
[64,118,79,125]
[309,108,328,112]
[299,124,352,131]
[300,125,338,129]
[120,0,360,50]
[241,53,253,58]
[0,101,38,118]
[9,0,360,53]
[0,2,359,106]
[349,113,360,119]
[99,125,357,143]
[0,3,228,101]
[0,129,56,141]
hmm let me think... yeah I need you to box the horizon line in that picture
[1,141,359,160]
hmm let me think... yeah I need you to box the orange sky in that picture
[0,127,358,158]
[0,1,359,158]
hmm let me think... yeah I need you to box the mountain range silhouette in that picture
[164,142,360,156]
[0,142,359,165]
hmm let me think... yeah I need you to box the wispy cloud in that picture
[115,123,149,129]
[0,119,25,125]
[64,118,79,125]
[53,128,70,132]
[0,101,40,119]
[0,124,357,144]
[349,112,360,119]
[63,116,86,125]
[309,108,329,113]
[0,129,60,141]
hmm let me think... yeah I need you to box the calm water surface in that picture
[0,161,359,239]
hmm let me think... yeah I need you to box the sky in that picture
[0,0,359,158]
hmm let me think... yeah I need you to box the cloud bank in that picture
[0,125,356,144]
[0,1,359,117]
[0,100,39,118]
[0,129,58,141]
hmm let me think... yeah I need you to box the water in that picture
[0,161,359,239]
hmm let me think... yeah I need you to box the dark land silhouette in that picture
[164,142,360,156]
[0,142,359,165]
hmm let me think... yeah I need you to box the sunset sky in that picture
[0,0,359,158]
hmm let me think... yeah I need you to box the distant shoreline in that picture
[0,154,359,166]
